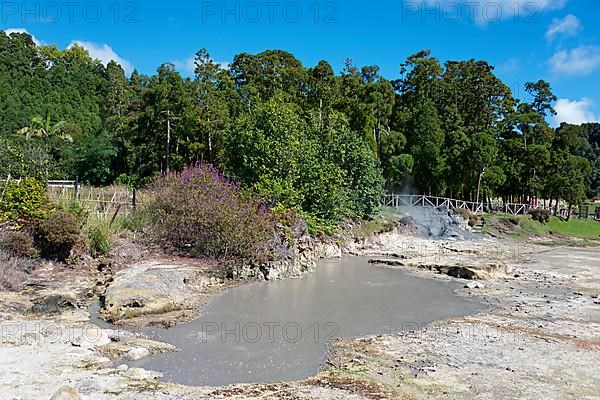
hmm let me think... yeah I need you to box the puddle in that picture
[95,257,483,386]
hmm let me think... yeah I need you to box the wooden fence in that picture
[47,182,138,219]
[1,177,141,220]
[384,194,486,214]
[383,194,576,218]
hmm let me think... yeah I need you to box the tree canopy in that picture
[1,31,598,224]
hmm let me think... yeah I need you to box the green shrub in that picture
[0,178,51,223]
[271,203,300,227]
[303,213,337,236]
[87,221,111,257]
[59,200,90,225]
[60,201,140,258]
[353,216,396,238]
[112,214,145,232]
[529,209,551,225]
[0,230,39,259]
[399,215,414,226]
[35,210,81,261]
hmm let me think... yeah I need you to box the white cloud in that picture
[173,56,196,73]
[173,55,230,74]
[549,45,600,76]
[3,28,44,45]
[68,40,133,75]
[497,57,521,74]
[422,0,566,25]
[218,61,231,70]
[546,14,581,42]
[554,98,599,126]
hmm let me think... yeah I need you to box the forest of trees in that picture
[1,31,599,223]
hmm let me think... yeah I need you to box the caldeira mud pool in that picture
[99,257,483,386]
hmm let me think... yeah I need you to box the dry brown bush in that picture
[0,249,31,291]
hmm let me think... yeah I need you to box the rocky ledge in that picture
[100,261,226,327]
[368,258,513,280]
[229,221,342,281]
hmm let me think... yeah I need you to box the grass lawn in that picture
[482,213,600,240]
[546,218,600,239]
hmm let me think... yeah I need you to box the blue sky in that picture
[2,0,600,126]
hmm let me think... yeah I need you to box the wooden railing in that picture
[384,194,486,214]
[383,194,561,216]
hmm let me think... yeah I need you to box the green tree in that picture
[380,130,411,185]
[132,64,193,178]
[440,105,470,197]
[229,50,306,103]
[408,99,446,195]
[580,123,600,198]
[192,49,231,164]
[104,61,133,176]
[18,111,72,178]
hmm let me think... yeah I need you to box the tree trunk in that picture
[166,109,171,174]
[319,98,323,129]
[208,114,213,163]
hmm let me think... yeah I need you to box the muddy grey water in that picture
[95,257,483,386]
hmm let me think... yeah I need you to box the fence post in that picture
[132,188,137,214]
[74,176,79,200]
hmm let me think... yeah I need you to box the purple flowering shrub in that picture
[145,163,277,260]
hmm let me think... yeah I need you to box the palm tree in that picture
[18,111,72,178]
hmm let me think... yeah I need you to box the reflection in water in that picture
[113,257,483,386]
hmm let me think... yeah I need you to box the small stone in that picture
[117,364,129,371]
[95,357,113,368]
[465,282,485,290]
[125,367,161,380]
[70,329,110,349]
[126,347,150,361]
[49,385,81,400]
[31,294,78,315]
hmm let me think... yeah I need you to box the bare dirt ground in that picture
[0,235,599,399]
